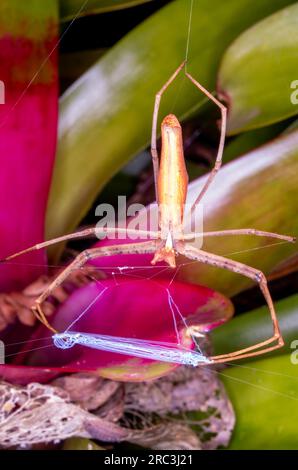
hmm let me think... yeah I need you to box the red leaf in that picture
[0,1,58,291]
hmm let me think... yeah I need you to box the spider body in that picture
[153,113,188,268]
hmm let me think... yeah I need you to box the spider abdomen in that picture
[158,114,189,240]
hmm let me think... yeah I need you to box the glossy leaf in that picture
[223,121,289,164]
[222,354,298,449]
[211,294,298,358]
[0,0,58,291]
[60,0,154,21]
[46,0,296,251]
[283,118,298,135]
[63,437,104,450]
[218,3,298,134]
[59,49,107,92]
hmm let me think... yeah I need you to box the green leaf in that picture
[0,0,58,38]
[60,0,154,21]
[221,354,298,449]
[46,0,296,254]
[282,117,298,135]
[218,3,298,135]
[223,121,290,165]
[63,437,104,450]
[59,49,107,92]
[211,294,298,358]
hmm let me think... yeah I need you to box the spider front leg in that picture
[184,228,295,243]
[32,240,158,333]
[151,60,186,199]
[2,227,159,261]
[178,243,284,363]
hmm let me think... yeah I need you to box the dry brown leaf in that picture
[0,364,234,450]
[0,267,104,331]
[52,373,120,411]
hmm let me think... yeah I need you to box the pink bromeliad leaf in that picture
[0,1,58,384]
[24,276,233,382]
[0,1,58,292]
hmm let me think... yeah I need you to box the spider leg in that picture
[178,243,284,363]
[184,229,295,243]
[151,60,186,200]
[32,240,158,333]
[2,227,159,262]
[184,72,227,215]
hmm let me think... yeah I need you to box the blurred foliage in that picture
[0,0,58,37]
[283,117,298,134]
[63,437,104,450]
[218,4,298,134]
[60,0,154,21]
[59,49,107,92]
[222,353,298,449]
[222,120,290,164]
